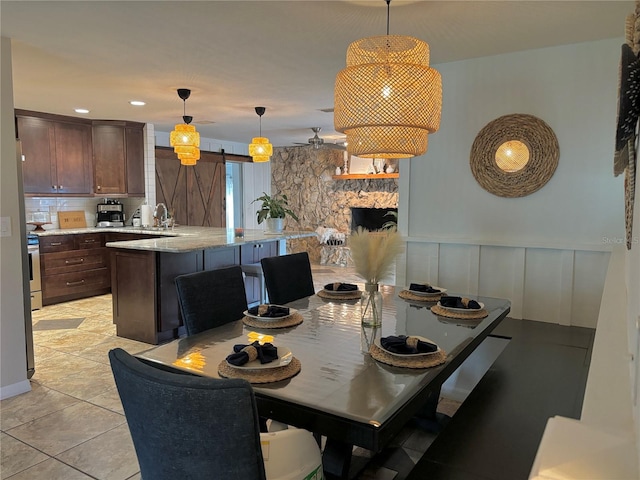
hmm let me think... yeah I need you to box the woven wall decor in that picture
[470,114,559,198]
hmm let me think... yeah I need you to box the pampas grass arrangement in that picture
[350,227,404,327]
[349,226,405,285]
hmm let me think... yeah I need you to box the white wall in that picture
[0,37,31,399]
[628,161,640,466]
[242,161,271,230]
[399,38,624,327]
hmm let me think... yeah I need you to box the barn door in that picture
[155,147,226,227]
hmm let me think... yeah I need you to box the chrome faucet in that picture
[153,203,168,229]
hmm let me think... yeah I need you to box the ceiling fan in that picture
[294,127,345,150]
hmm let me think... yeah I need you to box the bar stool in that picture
[241,262,268,305]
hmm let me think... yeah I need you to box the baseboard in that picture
[0,379,31,400]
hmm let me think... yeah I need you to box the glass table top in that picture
[138,285,511,428]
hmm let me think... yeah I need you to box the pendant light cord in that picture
[386,0,391,35]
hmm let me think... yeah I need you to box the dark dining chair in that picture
[175,265,248,336]
[260,252,315,305]
[108,348,267,480]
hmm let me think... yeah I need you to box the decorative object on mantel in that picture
[334,0,441,159]
[249,107,273,163]
[349,227,404,327]
[470,113,559,198]
[252,192,299,234]
[170,88,200,166]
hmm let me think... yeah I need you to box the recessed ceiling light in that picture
[129,100,146,106]
[74,108,89,114]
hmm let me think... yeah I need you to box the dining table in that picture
[137,284,511,479]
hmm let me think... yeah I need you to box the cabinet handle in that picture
[82,239,95,243]
[52,185,57,190]
[50,242,62,246]
[97,185,101,190]
[66,279,85,287]
[65,258,85,265]
[58,185,63,190]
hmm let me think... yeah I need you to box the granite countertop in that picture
[33,226,316,253]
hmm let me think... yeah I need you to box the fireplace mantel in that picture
[332,173,399,180]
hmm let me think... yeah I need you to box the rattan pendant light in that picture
[249,107,273,163]
[334,0,442,159]
[170,88,201,165]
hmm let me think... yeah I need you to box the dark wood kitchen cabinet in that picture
[40,233,110,305]
[110,245,240,344]
[93,121,145,196]
[125,126,145,195]
[17,112,93,195]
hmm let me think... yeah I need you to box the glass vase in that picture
[360,283,383,327]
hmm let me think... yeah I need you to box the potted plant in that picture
[252,192,299,233]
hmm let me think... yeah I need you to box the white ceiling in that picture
[1,1,632,148]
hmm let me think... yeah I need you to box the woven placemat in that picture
[317,290,362,300]
[398,290,441,302]
[242,312,304,329]
[430,304,488,319]
[369,343,446,369]
[218,357,301,384]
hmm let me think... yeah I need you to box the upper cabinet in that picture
[93,121,145,196]
[125,125,145,196]
[16,110,145,197]
[17,113,93,195]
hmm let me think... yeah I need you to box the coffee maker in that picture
[96,199,124,227]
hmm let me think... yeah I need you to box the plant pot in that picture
[265,217,284,233]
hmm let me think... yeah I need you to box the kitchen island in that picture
[104,226,315,344]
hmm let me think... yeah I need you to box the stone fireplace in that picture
[269,147,398,264]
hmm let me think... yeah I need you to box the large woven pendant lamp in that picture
[334,0,442,159]
[249,107,273,163]
[170,88,201,165]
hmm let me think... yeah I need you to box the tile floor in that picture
[1,264,458,480]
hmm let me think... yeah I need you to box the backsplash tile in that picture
[24,197,146,230]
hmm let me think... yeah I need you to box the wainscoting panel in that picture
[478,245,521,303]
[404,242,440,286]
[438,244,478,295]
[571,250,611,328]
[524,249,566,324]
[404,241,610,327]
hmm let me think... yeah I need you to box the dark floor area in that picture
[407,318,595,480]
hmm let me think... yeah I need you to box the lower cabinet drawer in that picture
[42,249,107,275]
[43,268,110,300]
[39,235,76,253]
